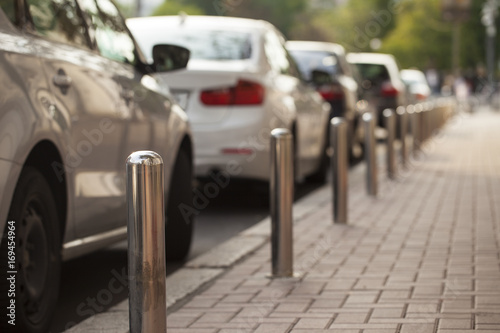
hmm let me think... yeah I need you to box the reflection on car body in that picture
[0,1,194,332]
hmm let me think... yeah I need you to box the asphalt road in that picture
[49,179,322,333]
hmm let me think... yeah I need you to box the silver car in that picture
[0,1,194,332]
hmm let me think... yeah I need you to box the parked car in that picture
[0,1,194,332]
[347,52,407,126]
[400,69,432,103]
[286,41,364,157]
[127,15,331,184]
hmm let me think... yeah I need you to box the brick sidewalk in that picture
[167,109,500,333]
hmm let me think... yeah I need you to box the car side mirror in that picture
[152,44,190,72]
[310,69,332,86]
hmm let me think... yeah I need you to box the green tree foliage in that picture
[149,0,499,74]
[152,1,204,16]
[380,0,452,70]
[382,0,500,72]
[174,0,306,36]
[290,0,397,50]
[229,0,306,37]
[289,0,499,74]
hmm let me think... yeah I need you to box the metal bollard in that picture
[383,109,396,179]
[423,103,431,141]
[270,128,294,278]
[396,106,408,168]
[412,104,423,152]
[406,105,415,155]
[331,117,348,224]
[126,151,167,333]
[362,112,377,196]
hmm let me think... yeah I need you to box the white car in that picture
[127,15,331,183]
[400,69,432,103]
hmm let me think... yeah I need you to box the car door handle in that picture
[53,69,72,88]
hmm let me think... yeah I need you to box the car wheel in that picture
[165,150,193,261]
[0,167,61,333]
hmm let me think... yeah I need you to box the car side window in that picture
[264,31,302,79]
[26,0,90,49]
[78,0,136,65]
[338,56,352,77]
[264,31,290,75]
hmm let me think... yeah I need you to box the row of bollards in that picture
[124,99,455,332]
[265,98,454,278]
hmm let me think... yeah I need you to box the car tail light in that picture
[200,80,264,106]
[381,81,399,97]
[317,83,344,101]
[200,87,232,105]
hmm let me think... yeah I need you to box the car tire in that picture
[165,150,193,261]
[0,167,61,333]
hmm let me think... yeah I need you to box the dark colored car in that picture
[347,52,407,126]
[287,41,364,157]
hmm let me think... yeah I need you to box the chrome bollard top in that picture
[414,104,424,113]
[127,150,163,166]
[331,117,346,126]
[271,128,292,139]
[362,112,374,122]
[396,106,406,115]
[383,108,394,117]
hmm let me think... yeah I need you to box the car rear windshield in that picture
[135,28,253,61]
[355,63,390,85]
[289,50,339,80]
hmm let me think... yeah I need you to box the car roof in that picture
[401,69,428,82]
[347,52,403,84]
[346,52,397,65]
[286,41,346,56]
[127,15,273,33]
[401,69,425,77]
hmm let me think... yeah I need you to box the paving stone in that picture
[333,312,369,323]
[274,301,311,313]
[293,318,330,329]
[370,307,404,318]
[194,311,238,324]
[475,313,500,324]
[438,318,472,329]
[167,314,200,328]
[253,323,293,333]
[400,323,436,333]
